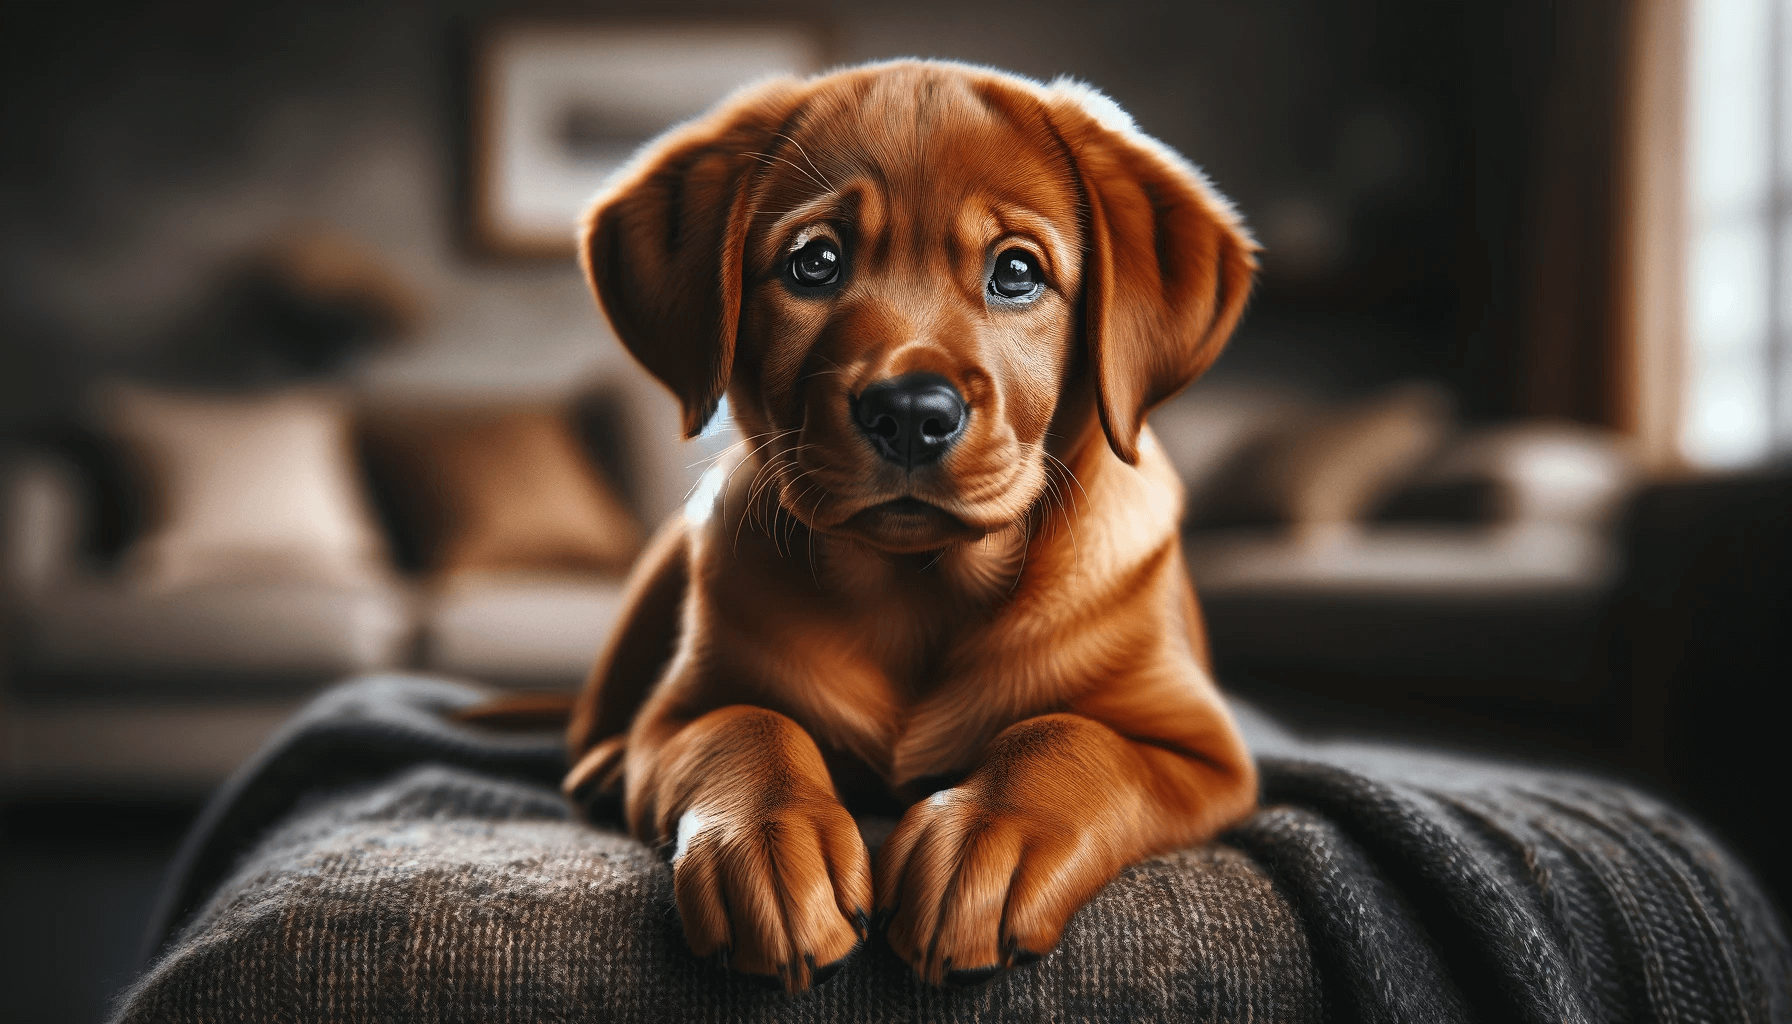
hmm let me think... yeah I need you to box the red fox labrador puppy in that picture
[564,59,1259,992]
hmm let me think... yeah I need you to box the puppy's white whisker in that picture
[747,150,833,195]
[1048,457,1083,579]
[1044,449,1090,510]
[735,443,820,552]
[775,132,837,192]
[1007,526,1032,594]
[774,463,825,519]
[776,475,820,556]
[726,428,801,496]
[713,428,801,541]
[736,457,786,551]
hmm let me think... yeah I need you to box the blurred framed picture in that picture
[470,21,827,258]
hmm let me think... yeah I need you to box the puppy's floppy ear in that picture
[1045,81,1259,465]
[580,79,807,437]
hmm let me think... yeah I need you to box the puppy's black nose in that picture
[853,374,967,467]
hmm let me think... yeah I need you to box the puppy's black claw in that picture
[944,964,1004,987]
[807,941,861,988]
[1008,948,1044,968]
[810,956,848,987]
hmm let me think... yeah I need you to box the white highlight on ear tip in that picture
[1047,76,1137,134]
[673,808,709,863]
[684,462,728,526]
[928,789,954,808]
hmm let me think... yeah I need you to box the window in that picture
[1684,0,1792,466]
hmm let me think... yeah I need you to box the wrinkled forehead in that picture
[749,69,1085,260]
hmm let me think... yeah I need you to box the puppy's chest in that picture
[792,583,984,704]
[715,532,1080,788]
[754,583,1033,785]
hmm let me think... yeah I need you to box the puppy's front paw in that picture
[671,793,871,992]
[875,788,1116,986]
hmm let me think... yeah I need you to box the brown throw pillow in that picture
[1193,383,1451,533]
[363,404,643,577]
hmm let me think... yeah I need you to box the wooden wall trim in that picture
[1616,0,1691,472]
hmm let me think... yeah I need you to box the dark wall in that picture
[1,0,1562,431]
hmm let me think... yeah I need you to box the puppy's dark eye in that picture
[990,249,1043,299]
[787,238,841,288]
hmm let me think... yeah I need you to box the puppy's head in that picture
[582,61,1256,553]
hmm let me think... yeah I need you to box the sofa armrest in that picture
[0,453,86,595]
[1379,422,1640,527]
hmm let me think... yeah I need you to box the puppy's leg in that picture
[628,705,871,992]
[877,705,1255,986]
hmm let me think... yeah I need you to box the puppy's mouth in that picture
[876,497,940,516]
[835,496,984,553]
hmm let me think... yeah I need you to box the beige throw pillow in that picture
[101,385,391,590]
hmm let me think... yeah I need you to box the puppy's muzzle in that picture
[853,373,967,469]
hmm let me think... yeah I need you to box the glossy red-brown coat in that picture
[565,60,1259,992]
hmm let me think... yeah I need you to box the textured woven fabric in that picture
[119,764,1320,1023]
[113,676,1790,1023]
[1235,746,1792,1023]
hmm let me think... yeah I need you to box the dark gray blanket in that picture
[114,675,1790,1023]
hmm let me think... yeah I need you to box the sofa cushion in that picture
[1184,522,1616,598]
[19,578,412,691]
[419,573,628,688]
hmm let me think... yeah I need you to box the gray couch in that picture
[1152,382,1641,743]
[1,376,1638,796]
[0,377,709,795]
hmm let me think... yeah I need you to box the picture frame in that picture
[469,20,828,258]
